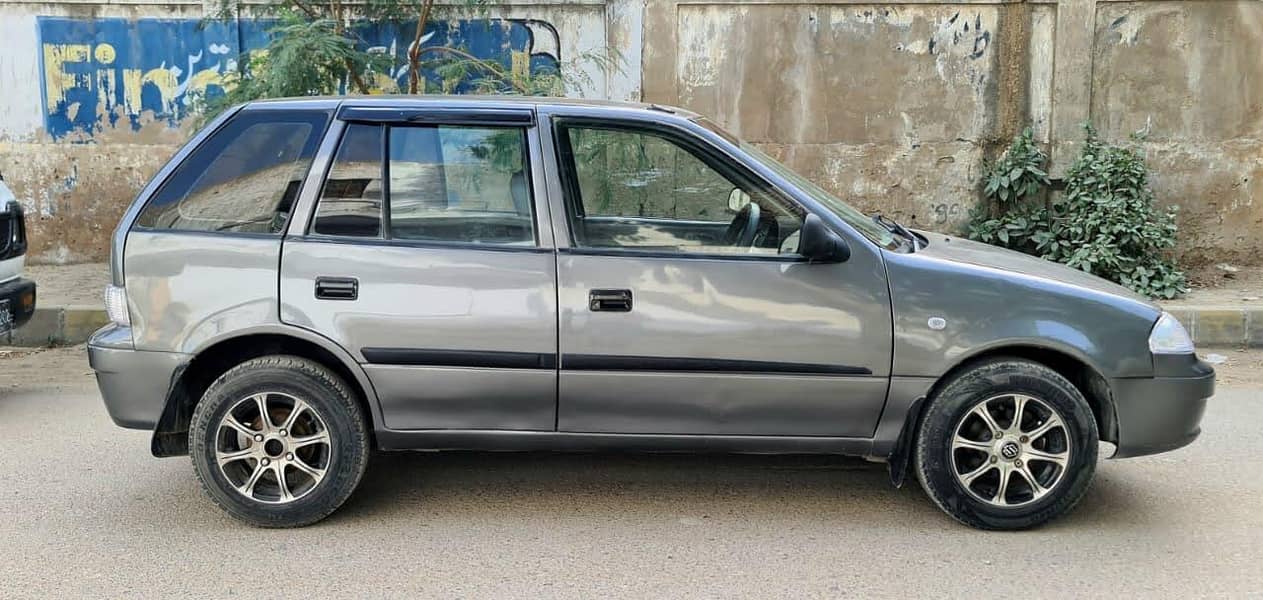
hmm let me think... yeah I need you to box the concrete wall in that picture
[645,0,1262,266]
[0,0,1259,265]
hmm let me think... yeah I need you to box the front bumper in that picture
[1110,357,1215,458]
[87,324,188,429]
[0,277,36,331]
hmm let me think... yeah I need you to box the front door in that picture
[281,109,557,431]
[548,119,892,437]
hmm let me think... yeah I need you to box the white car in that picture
[0,174,35,335]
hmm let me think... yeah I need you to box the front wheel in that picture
[914,358,1099,530]
[189,355,370,527]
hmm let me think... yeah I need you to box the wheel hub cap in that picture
[263,438,286,458]
[949,393,1073,508]
[214,392,333,505]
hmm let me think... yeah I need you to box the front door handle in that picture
[315,277,358,300]
[589,289,632,312]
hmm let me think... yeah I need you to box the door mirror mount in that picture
[798,213,851,263]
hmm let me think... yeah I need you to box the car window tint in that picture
[312,124,384,237]
[387,126,534,246]
[136,111,328,234]
[561,126,803,255]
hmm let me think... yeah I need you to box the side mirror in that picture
[727,188,751,213]
[798,213,851,263]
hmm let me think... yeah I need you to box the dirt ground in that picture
[25,262,110,307]
[0,345,95,391]
[1173,264,1263,308]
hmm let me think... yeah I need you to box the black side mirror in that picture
[798,213,851,263]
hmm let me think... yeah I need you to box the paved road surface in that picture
[1,347,1260,598]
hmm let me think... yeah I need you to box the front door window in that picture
[558,125,804,256]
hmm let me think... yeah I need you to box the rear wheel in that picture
[189,355,370,527]
[914,358,1098,530]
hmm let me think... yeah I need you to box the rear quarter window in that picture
[135,110,330,234]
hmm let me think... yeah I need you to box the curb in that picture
[3,305,108,347]
[1165,306,1263,349]
[3,305,1261,349]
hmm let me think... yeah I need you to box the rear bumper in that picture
[87,324,187,429]
[0,276,36,330]
[1110,360,1215,458]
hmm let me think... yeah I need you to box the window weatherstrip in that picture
[339,107,535,126]
[381,125,392,240]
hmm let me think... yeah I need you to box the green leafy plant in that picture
[1039,127,1186,298]
[968,125,1186,299]
[967,127,1050,253]
[982,127,1049,204]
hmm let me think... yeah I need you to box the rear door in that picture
[281,106,558,431]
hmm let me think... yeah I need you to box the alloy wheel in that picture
[215,392,332,504]
[949,393,1072,507]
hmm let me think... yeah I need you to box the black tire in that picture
[189,355,370,527]
[914,358,1098,530]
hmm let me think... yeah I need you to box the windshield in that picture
[694,118,901,250]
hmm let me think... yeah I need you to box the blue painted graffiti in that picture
[37,17,561,139]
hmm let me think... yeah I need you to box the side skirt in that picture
[376,429,876,456]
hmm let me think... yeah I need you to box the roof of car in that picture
[244,95,701,120]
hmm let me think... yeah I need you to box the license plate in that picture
[0,299,10,335]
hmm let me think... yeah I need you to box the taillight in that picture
[104,284,131,327]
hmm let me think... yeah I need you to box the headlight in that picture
[1148,311,1193,354]
[104,284,131,327]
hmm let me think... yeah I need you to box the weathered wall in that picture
[644,0,1263,265]
[1090,1,1263,266]
[0,0,1259,265]
[662,4,1012,229]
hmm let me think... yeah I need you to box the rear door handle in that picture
[315,277,358,300]
[589,289,632,312]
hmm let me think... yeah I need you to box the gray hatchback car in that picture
[88,97,1214,530]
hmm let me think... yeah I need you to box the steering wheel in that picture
[723,202,761,249]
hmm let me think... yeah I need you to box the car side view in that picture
[88,97,1214,530]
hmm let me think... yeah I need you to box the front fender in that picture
[884,250,1159,379]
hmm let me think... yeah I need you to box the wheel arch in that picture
[929,344,1117,445]
[151,326,381,457]
[885,342,1117,487]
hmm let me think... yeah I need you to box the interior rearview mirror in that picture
[798,213,851,263]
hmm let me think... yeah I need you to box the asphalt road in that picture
[1,348,1261,598]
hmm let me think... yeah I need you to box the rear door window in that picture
[136,110,329,234]
[312,124,384,237]
[311,123,535,246]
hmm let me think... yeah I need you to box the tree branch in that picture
[323,0,369,94]
[289,0,320,20]
[408,0,436,94]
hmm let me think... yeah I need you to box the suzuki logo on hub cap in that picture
[1000,441,1021,460]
